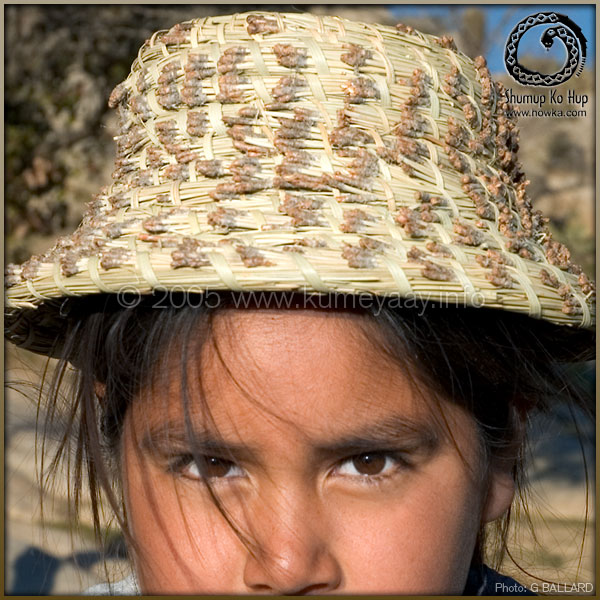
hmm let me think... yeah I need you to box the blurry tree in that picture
[458,7,486,58]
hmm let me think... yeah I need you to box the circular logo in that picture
[504,12,587,87]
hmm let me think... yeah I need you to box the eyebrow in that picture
[141,426,253,460]
[140,414,440,461]
[314,415,440,456]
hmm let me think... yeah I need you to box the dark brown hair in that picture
[38,291,594,582]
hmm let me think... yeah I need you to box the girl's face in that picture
[122,308,514,594]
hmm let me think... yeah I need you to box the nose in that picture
[242,491,342,594]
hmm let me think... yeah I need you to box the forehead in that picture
[208,308,401,409]
[134,308,460,443]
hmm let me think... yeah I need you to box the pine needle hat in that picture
[5,11,596,356]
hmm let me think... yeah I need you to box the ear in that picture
[481,467,515,523]
[481,403,527,522]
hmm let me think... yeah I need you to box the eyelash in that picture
[167,454,244,481]
[167,451,413,485]
[334,451,413,485]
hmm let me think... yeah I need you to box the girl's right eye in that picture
[170,455,245,480]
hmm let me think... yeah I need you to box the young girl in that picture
[5,11,594,595]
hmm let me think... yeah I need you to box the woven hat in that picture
[5,11,595,355]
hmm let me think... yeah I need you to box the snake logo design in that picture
[504,12,587,87]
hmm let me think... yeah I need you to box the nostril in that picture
[249,581,338,595]
[243,547,343,595]
[288,581,338,595]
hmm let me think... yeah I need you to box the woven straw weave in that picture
[5,11,595,352]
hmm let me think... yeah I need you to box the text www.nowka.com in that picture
[506,108,587,118]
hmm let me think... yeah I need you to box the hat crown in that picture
[5,11,595,352]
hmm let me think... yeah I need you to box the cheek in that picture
[132,493,246,593]
[330,461,483,593]
[123,452,247,593]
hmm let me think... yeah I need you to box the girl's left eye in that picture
[336,452,403,478]
[173,455,245,480]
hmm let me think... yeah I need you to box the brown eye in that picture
[351,453,387,475]
[199,456,235,478]
[178,456,244,480]
[336,451,403,481]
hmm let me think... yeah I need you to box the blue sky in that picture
[389,4,595,74]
